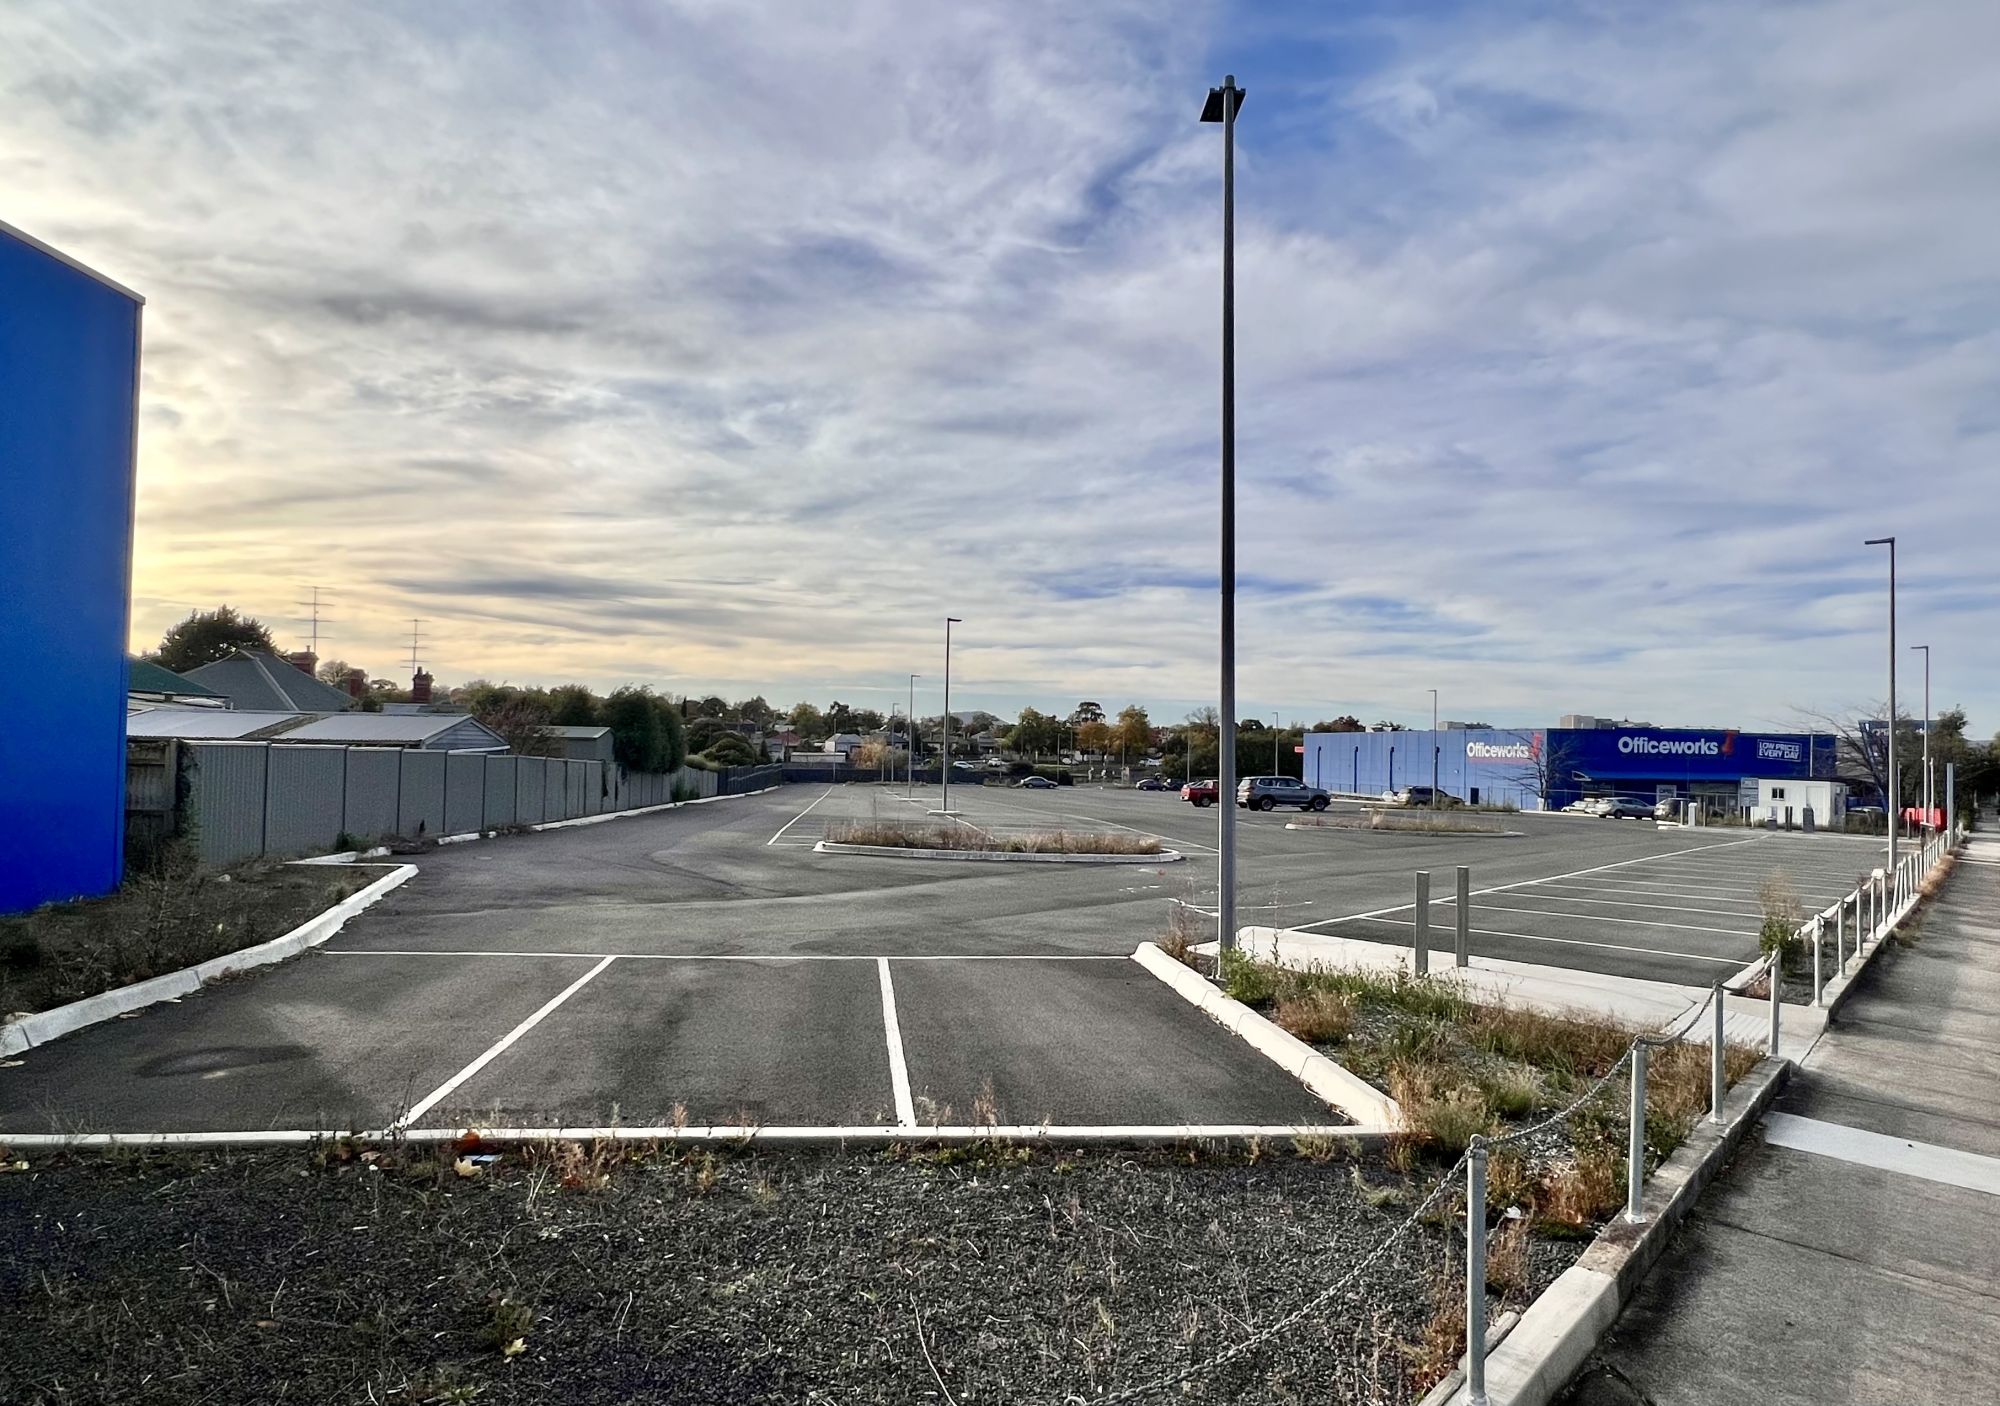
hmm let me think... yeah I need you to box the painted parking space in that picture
[891,958,1334,1127]
[1290,832,1891,986]
[0,951,598,1134]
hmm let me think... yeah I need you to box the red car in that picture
[1181,779,1219,808]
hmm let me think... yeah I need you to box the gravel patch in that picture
[0,1140,1583,1405]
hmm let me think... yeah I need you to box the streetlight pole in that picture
[940,619,961,816]
[1272,714,1280,777]
[908,673,922,797]
[1428,688,1439,809]
[1202,74,1245,953]
[1864,537,1897,868]
[1911,644,1930,830]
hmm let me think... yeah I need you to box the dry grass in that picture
[1388,1062,1496,1158]
[1403,1259,1467,1388]
[824,820,1161,856]
[1159,901,1207,967]
[1274,989,1356,1043]
[1466,1005,1633,1080]
[1485,1217,1532,1298]
[1534,1132,1624,1232]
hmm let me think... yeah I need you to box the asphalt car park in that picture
[0,784,1889,1138]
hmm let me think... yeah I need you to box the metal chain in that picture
[1484,1043,1635,1148]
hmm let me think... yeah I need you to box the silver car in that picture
[1236,776,1331,811]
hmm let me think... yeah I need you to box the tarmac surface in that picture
[0,784,1890,1137]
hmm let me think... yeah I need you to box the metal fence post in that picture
[1466,1138,1490,1406]
[1625,1043,1648,1223]
[1455,865,1471,968]
[1767,956,1782,1054]
[1710,985,1726,1124]
[1414,871,1431,976]
[1811,917,1823,1006]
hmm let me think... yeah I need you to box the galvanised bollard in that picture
[1625,1043,1649,1223]
[1811,917,1823,1006]
[1767,959,1781,1056]
[1710,984,1726,1124]
[1835,897,1845,973]
[1466,1139,1490,1406]
[1414,870,1431,976]
[1455,865,1471,968]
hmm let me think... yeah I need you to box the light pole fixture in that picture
[1272,714,1281,776]
[908,673,922,797]
[1911,644,1931,830]
[1202,72,1245,952]
[939,619,962,817]
[1428,688,1439,809]
[1864,536,1897,867]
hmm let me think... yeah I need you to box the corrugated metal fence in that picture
[166,744,760,867]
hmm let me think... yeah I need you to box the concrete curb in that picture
[1129,943,1400,1128]
[297,786,782,864]
[812,841,1183,865]
[0,864,417,1058]
[1453,1053,1792,1405]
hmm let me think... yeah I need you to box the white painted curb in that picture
[813,840,1183,865]
[1129,943,1400,1129]
[0,864,417,1058]
[298,786,782,863]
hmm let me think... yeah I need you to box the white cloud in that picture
[2,0,1993,730]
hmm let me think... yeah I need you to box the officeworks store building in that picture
[1302,725,1839,813]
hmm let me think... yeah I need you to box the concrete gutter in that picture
[1,864,416,1058]
[1449,1054,1792,1405]
[813,841,1182,865]
[1129,942,1399,1128]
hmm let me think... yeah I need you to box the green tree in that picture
[691,694,731,719]
[149,606,274,673]
[601,686,684,772]
[1009,707,1060,757]
[1069,701,1105,727]
[1313,715,1365,733]
[788,702,827,741]
[548,684,599,726]
[735,695,778,729]
[687,716,735,754]
[700,731,760,767]
[1113,705,1151,760]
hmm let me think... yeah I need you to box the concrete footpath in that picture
[1559,834,2000,1406]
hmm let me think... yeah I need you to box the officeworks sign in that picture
[1561,729,1823,780]
[1466,739,1534,761]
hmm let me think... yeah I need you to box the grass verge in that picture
[825,820,1162,856]
[0,853,377,1018]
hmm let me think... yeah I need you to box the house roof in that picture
[182,650,358,713]
[128,658,221,697]
[126,707,307,740]
[278,713,508,750]
[550,725,612,740]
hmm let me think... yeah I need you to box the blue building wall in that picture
[1303,726,1834,812]
[0,224,142,912]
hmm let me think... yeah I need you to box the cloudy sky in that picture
[6,0,1995,731]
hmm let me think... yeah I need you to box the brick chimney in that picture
[344,668,367,700]
[284,649,319,676]
[411,668,433,705]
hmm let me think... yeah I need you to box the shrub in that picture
[1218,949,1278,1006]
[1389,1061,1494,1158]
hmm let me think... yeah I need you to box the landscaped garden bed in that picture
[824,819,1164,856]
[0,852,378,1019]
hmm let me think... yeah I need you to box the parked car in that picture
[1394,786,1462,809]
[1017,775,1059,789]
[1237,776,1332,811]
[1563,797,1615,815]
[1134,776,1170,791]
[950,760,979,771]
[1601,797,1655,819]
[1182,779,1219,807]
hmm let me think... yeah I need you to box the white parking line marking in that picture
[956,791,1221,855]
[1446,889,1764,920]
[394,954,618,1129]
[1289,834,1767,933]
[323,950,1130,962]
[1463,901,1756,937]
[877,958,916,1129]
[766,786,834,846]
[1345,916,1744,966]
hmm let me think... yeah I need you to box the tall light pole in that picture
[1272,714,1281,776]
[940,618,962,816]
[1911,644,1931,829]
[907,673,922,797]
[1202,73,1245,952]
[1428,688,1439,809]
[1864,536,1897,867]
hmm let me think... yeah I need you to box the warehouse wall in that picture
[0,224,143,913]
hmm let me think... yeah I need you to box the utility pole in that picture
[1911,644,1931,829]
[940,619,961,816]
[1201,74,1246,952]
[908,673,922,797]
[1864,537,1897,868]
[1429,688,1439,809]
